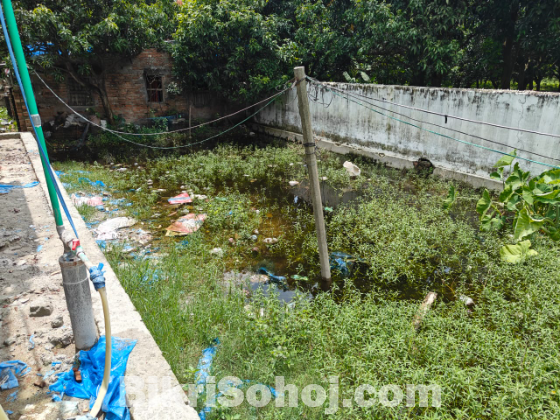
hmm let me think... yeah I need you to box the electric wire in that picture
[307,79,560,163]
[306,75,560,140]
[306,77,559,170]
[92,95,282,150]
[35,69,293,137]
[0,5,79,238]
[307,82,334,109]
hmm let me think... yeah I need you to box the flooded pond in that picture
[55,140,481,306]
[52,137,560,420]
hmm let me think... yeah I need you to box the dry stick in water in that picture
[413,292,438,331]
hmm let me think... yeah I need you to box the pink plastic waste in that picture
[71,194,104,207]
[168,192,192,205]
[165,214,207,236]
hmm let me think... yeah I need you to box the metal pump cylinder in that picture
[59,255,98,350]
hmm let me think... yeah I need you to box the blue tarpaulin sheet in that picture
[50,336,136,420]
[258,267,286,284]
[78,177,106,188]
[0,360,27,390]
[0,181,39,194]
[329,252,363,277]
[195,339,219,386]
[195,339,278,420]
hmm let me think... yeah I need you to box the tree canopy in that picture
[10,0,177,122]
[5,0,560,115]
[171,0,560,98]
[172,0,295,102]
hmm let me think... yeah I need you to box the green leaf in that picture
[504,174,523,192]
[360,71,370,82]
[537,168,560,185]
[490,216,505,230]
[500,240,538,264]
[480,212,503,232]
[490,169,503,181]
[442,185,456,211]
[498,185,514,203]
[514,207,545,240]
[522,187,535,205]
[476,189,492,218]
[506,195,520,211]
[480,214,491,231]
[532,189,560,204]
[513,163,531,183]
[548,226,560,241]
[493,150,517,168]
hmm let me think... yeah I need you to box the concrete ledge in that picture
[20,132,200,420]
[252,124,502,190]
[0,132,24,140]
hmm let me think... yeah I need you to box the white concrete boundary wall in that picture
[254,83,560,186]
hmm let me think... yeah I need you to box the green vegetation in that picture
[0,106,17,131]
[171,0,560,98]
[446,151,560,263]
[55,141,560,419]
[172,0,294,102]
[480,152,560,243]
[11,0,177,123]
[6,0,560,125]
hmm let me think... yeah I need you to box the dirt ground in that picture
[0,136,87,419]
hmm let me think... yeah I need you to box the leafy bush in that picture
[172,0,296,102]
[448,151,560,263]
[329,191,489,288]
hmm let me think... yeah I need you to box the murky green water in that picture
[56,138,481,305]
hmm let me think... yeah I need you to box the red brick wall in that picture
[15,48,232,134]
[12,87,31,132]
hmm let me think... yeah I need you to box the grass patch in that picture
[75,202,98,222]
[55,141,560,419]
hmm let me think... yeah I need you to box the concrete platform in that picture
[0,132,199,420]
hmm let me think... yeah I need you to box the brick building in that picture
[9,48,228,138]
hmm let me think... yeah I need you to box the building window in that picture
[67,78,93,107]
[145,74,163,103]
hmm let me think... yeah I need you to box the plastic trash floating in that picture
[72,194,104,208]
[94,217,137,240]
[168,192,192,205]
[165,214,206,236]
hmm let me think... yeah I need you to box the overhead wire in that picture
[307,82,334,109]
[308,79,560,163]
[306,77,560,170]
[82,94,283,150]
[35,70,294,137]
[306,75,560,140]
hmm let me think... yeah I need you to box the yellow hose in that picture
[0,404,9,420]
[74,247,112,418]
[90,287,112,418]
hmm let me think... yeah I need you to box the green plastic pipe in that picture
[1,0,63,226]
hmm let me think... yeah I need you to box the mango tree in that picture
[172,0,295,102]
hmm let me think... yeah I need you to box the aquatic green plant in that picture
[56,142,560,420]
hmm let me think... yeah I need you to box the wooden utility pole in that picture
[189,103,192,140]
[294,66,331,282]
